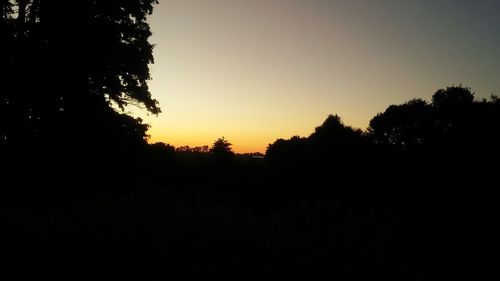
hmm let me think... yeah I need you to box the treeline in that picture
[262,86,499,277]
[267,85,500,183]
[1,2,497,278]
[146,85,500,192]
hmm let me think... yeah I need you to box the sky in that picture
[138,0,500,153]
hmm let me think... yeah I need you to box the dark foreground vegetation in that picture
[3,88,498,280]
[1,1,498,280]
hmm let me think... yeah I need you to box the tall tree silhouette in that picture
[210,137,234,163]
[1,0,160,149]
[210,137,233,154]
[368,99,435,151]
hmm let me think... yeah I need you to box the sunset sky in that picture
[138,0,500,153]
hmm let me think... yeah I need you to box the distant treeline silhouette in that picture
[267,85,500,179]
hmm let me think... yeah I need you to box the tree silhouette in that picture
[309,114,365,150]
[1,0,160,149]
[366,85,500,185]
[265,136,308,168]
[210,137,234,155]
[210,137,234,164]
[432,85,474,109]
[266,115,368,172]
[368,86,483,152]
[368,99,435,150]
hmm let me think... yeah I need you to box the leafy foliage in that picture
[368,86,499,159]
[1,0,159,148]
[368,99,434,150]
[210,137,235,163]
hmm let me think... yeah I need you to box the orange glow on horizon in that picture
[140,0,500,154]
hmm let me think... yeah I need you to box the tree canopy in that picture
[368,86,499,157]
[266,114,371,172]
[210,137,234,156]
[266,86,500,179]
[1,0,159,149]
